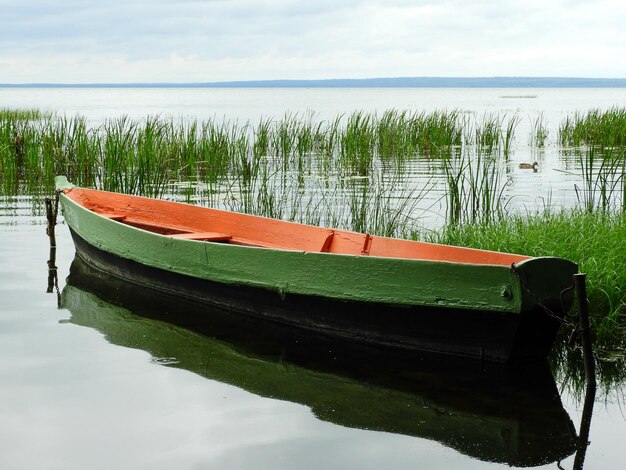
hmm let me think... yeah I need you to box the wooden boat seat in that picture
[168,232,232,242]
[94,208,335,252]
[230,230,334,252]
[98,212,126,221]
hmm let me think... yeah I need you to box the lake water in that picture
[4,87,626,129]
[1,88,625,469]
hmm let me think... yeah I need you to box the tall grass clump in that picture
[99,116,178,196]
[377,110,415,162]
[340,112,376,175]
[0,109,51,192]
[442,150,511,225]
[0,108,49,121]
[316,115,341,172]
[559,107,626,147]
[430,210,626,350]
[473,114,503,150]
[574,146,626,214]
[413,110,463,155]
[529,112,548,147]
[374,109,464,162]
[460,113,519,155]
[100,116,142,193]
[2,108,527,196]
[43,115,100,188]
[502,115,520,155]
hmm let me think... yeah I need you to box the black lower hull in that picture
[69,229,562,362]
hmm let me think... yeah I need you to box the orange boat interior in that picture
[65,188,530,266]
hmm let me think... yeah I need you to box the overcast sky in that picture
[1,0,625,83]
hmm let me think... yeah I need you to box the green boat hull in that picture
[59,190,578,362]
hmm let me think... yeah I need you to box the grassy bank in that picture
[430,210,626,350]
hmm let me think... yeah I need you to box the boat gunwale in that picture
[59,191,531,313]
[60,186,533,267]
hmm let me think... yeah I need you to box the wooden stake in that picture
[45,197,57,248]
[574,273,596,387]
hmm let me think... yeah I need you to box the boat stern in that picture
[508,257,579,361]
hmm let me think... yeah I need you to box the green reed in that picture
[340,111,376,175]
[0,109,524,194]
[417,110,464,152]
[474,113,503,150]
[317,115,341,172]
[530,112,548,147]
[573,146,626,214]
[457,113,520,155]
[375,109,463,161]
[252,118,271,160]
[502,115,520,155]
[0,108,49,121]
[442,149,510,225]
[559,107,626,147]
[377,110,413,162]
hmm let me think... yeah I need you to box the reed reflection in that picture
[573,382,596,470]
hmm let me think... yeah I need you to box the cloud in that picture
[0,0,625,82]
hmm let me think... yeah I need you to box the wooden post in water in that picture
[45,196,57,248]
[573,273,596,388]
[45,194,61,305]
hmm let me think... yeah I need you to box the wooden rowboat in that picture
[55,176,578,363]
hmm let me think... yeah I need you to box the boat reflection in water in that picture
[61,256,578,467]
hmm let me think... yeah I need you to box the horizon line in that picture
[2,76,626,88]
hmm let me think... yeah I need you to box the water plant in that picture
[413,110,463,154]
[0,108,49,121]
[530,112,548,147]
[0,108,530,195]
[474,113,503,150]
[574,146,626,214]
[559,107,626,147]
[502,115,520,155]
[340,111,376,176]
[442,149,511,225]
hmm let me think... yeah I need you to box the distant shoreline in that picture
[2,77,626,88]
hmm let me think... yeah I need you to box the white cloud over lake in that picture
[1,0,625,82]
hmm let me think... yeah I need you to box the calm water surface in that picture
[1,88,626,469]
[3,87,626,128]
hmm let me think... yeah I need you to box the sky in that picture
[1,0,625,83]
